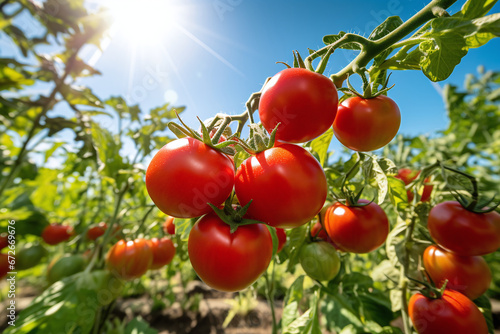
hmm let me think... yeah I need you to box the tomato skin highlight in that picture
[41,224,73,245]
[427,201,500,256]
[106,239,153,280]
[333,95,401,152]
[324,200,389,253]
[423,245,491,300]
[146,137,235,218]
[259,68,338,143]
[235,143,327,228]
[148,237,176,270]
[409,289,488,334]
[188,212,273,292]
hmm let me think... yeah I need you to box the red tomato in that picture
[259,68,338,143]
[311,221,329,241]
[162,216,176,235]
[276,228,287,253]
[148,237,176,270]
[41,224,74,245]
[188,212,273,292]
[146,137,235,218]
[235,143,327,228]
[427,201,500,256]
[1,253,9,279]
[395,168,433,202]
[86,222,120,241]
[0,233,8,250]
[423,245,491,300]
[333,95,401,152]
[106,239,153,280]
[324,200,389,253]
[409,289,488,334]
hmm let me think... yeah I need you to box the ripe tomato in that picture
[235,143,327,228]
[41,223,73,245]
[427,201,500,256]
[311,221,329,241]
[106,239,153,280]
[1,253,9,279]
[162,216,175,235]
[333,95,401,152]
[47,254,86,284]
[259,68,338,143]
[87,222,120,241]
[146,137,235,218]
[0,233,8,250]
[324,200,389,253]
[423,245,491,300]
[409,289,488,334]
[16,244,48,270]
[148,237,176,270]
[299,241,341,281]
[188,212,273,292]
[395,168,433,202]
[276,227,287,253]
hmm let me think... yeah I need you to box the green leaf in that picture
[387,176,409,211]
[44,142,64,163]
[309,127,333,166]
[368,16,404,40]
[124,318,159,334]
[457,0,498,19]
[61,85,104,108]
[474,295,495,334]
[323,32,361,50]
[282,275,305,330]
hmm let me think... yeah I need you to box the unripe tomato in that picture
[41,223,73,245]
[259,68,338,143]
[409,289,488,334]
[0,232,8,250]
[299,241,341,281]
[276,227,287,253]
[16,244,48,270]
[235,143,327,228]
[427,201,500,256]
[188,212,273,292]
[47,254,86,284]
[324,200,389,253]
[162,216,175,235]
[333,95,401,152]
[1,253,9,279]
[423,245,491,300]
[146,137,235,218]
[395,168,433,202]
[106,239,153,280]
[148,237,176,270]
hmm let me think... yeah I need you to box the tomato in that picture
[87,222,120,241]
[47,254,86,284]
[163,216,176,235]
[276,227,287,253]
[41,223,73,245]
[146,137,235,218]
[395,168,433,202]
[409,289,488,334]
[188,212,273,292]
[148,237,176,270]
[1,253,9,279]
[299,241,341,281]
[333,95,401,152]
[311,221,329,241]
[427,201,500,256]
[235,143,327,228]
[0,232,8,250]
[16,244,48,270]
[324,200,389,253]
[259,68,338,143]
[106,239,153,280]
[423,245,491,300]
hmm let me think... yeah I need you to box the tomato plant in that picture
[47,254,86,284]
[235,143,327,228]
[395,168,433,202]
[259,67,338,143]
[41,224,74,245]
[146,137,235,218]
[423,244,491,300]
[106,239,153,280]
[324,200,389,253]
[162,216,176,235]
[299,241,341,281]
[409,289,488,334]
[187,212,273,292]
[333,95,401,152]
[148,237,176,270]
[427,201,500,256]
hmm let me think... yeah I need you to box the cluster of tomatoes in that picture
[407,201,500,333]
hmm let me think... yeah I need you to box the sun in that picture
[104,0,184,46]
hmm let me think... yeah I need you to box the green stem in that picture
[400,214,418,334]
[264,261,278,334]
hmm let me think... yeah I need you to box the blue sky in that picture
[4,0,500,156]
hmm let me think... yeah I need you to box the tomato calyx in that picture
[338,70,394,101]
[407,274,448,300]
